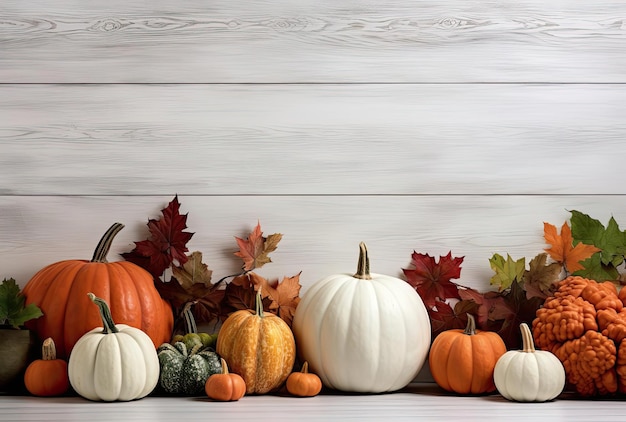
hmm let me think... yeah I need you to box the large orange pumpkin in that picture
[429,314,506,394]
[22,223,174,359]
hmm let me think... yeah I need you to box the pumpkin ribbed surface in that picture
[216,294,295,394]
[22,223,173,358]
[292,243,431,393]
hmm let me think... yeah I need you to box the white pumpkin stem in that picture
[354,242,372,280]
[463,313,477,336]
[41,337,57,361]
[520,323,536,353]
[91,222,125,263]
[88,292,120,334]
[181,301,198,334]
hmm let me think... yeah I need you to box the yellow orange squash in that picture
[216,288,295,394]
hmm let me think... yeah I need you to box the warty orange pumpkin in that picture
[22,223,173,358]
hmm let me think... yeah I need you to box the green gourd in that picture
[157,304,221,395]
[157,341,222,395]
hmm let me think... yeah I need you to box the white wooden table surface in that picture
[0,384,619,422]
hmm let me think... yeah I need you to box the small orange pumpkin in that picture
[429,314,506,394]
[216,288,295,394]
[205,358,246,401]
[286,362,323,397]
[22,223,174,358]
[24,338,69,397]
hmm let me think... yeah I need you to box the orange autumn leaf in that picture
[234,222,282,271]
[544,222,601,272]
[249,272,301,327]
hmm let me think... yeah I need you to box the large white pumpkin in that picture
[68,293,160,402]
[292,242,431,393]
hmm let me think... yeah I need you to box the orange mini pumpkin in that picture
[286,362,323,397]
[24,338,69,397]
[22,223,174,358]
[205,358,246,401]
[429,314,506,394]
[216,288,295,394]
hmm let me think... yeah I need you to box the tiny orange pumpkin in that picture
[24,337,69,397]
[205,358,246,401]
[286,362,322,397]
[429,314,506,394]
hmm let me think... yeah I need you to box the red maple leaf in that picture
[429,299,478,339]
[402,251,464,308]
[122,195,194,279]
[458,287,507,327]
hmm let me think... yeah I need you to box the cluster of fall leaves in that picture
[121,196,626,350]
[122,196,301,331]
[403,210,626,349]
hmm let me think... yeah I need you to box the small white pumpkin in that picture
[494,322,565,402]
[292,242,431,393]
[68,293,160,402]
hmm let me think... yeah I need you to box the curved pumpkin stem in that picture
[181,301,198,334]
[463,313,477,336]
[301,361,310,374]
[255,286,264,318]
[91,222,125,263]
[354,242,372,280]
[88,292,119,334]
[41,337,57,361]
[520,323,536,353]
[220,358,230,375]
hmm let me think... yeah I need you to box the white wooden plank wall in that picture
[1,0,625,298]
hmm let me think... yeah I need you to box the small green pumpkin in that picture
[157,342,222,395]
[157,303,221,395]
[170,302,218,351]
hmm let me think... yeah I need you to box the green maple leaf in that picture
[569,210,626,281]
[0,278,43,329]
[489,253,526,291]
[574,253,620,282]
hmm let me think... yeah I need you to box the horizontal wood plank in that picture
[0,385,618,421]
[2,195,625,293]
[2,0,626,83]
[2,84,625,196]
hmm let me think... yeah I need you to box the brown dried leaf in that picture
[171,251,213,290]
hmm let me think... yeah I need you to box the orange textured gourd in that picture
[22,223,174,358]
[429,314,506,394]
[532,276,626,396]
[286,362,323,397]
[24,338,69,397]
[216,288,295,394]
[205,358,246,401]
